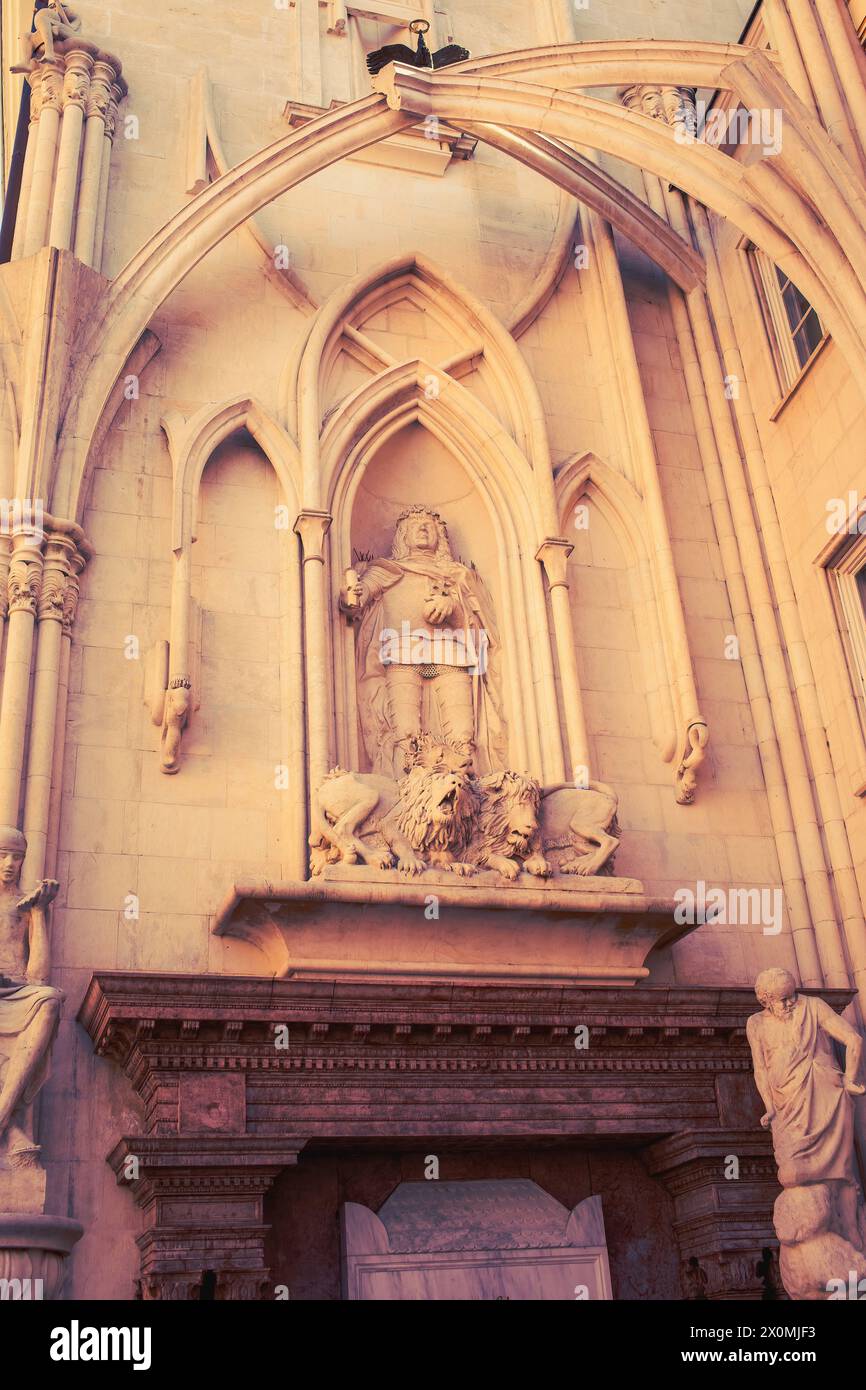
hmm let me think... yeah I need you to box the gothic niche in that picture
[312,430,621,882]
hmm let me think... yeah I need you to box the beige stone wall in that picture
[718,230,866,924]
[24,0,828,1296]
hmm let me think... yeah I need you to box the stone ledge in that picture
[211,872,687,988]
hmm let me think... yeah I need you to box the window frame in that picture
[748,246,828,397]
[820,515,866,796]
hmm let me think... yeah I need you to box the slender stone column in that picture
[22,63,63,257]
[45,551,84,879]
[11,75,42,262]
[813,0,866,167]
[0,531,43,825]
[785,0,863,172]
[22,532,77,884]
[73,61,114,266]
[762,0,818,112]
[536,539,589,775]
[294,511,333,820]
[280,531,307,881]
[48,49,93,251]
[92,83,122,273]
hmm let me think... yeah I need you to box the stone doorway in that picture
[341,1179,612,1300]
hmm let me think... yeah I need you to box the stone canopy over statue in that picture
[340,504,506,778]
[313,505,623,882]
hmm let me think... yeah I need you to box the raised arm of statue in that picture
[814,995,865,1094]
[18,879,60,986]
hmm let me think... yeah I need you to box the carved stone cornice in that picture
[80,974,855,1147]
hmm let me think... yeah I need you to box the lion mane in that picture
[391,761,480,855]
[468,770,542,865]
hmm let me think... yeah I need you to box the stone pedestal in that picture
[0,1213,83,1300]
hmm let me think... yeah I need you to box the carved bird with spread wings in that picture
[366,18,469,76]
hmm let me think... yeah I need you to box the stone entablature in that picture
[81,973,842,1299]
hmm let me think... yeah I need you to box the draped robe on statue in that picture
[354,553,507,777]
[0,980,63,1112]
[753,994,857,1188]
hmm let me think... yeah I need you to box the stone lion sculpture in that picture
[466,771,620,879]
[541,780,620,876]
[310,738,480,877]
[466,771,549,880]
[312,747,621,881]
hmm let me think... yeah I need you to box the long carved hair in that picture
[391,505,454,563]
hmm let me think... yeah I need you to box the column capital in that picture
[7,531,44,617]
[86,60,115,122]
[60,48,94,111]
[62,547,87,636]
[535,537,573,590]
[36,61,64,113]
[37,532,77,624]
[293,510,332,562]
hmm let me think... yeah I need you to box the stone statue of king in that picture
[0,827,62,1169]
[341,505,506,778]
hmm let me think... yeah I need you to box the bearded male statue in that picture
[341,505,506,777]
[0,827,61,1169]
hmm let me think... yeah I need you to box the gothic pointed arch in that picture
[324,360,563,781]
[161,394,301,550]
[52,39,866,527]
[287,253,556,527]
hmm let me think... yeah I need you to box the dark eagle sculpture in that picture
[366,18,469,76]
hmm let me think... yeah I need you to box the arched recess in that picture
[286,253,557,528]
[555,451,697,796]
[161,395,301,551]
[322,360,564,783]
[158,398,306,876]
[51,38,866,525]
